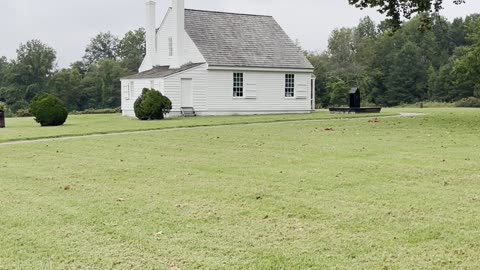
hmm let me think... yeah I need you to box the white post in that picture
[311,77,316,111]
[171,0,185,69]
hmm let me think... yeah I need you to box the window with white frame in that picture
[285,74,295,97]
[233,73,244,97]
[168,37,173,57]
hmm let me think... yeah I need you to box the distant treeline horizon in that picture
[1,13,480,113]
[308,13,480,107]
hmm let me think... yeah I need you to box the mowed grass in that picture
[0,108,479,269]
[0,110,396,143]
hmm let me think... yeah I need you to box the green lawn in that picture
[1,108,479,269]
[0,110,396,143]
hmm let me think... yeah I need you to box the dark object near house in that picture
[329,88,382,114]
[0,109,5,128]
[349,88,361,108]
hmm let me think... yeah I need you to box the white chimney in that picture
[171,0,185,69]
[144,0,156,70]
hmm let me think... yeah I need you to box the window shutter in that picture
[296,83,308,99]
[244,73,257,99]
[129,82,135,98]
[123,85,130,100]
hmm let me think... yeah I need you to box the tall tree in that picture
[0,40,57,109]
[48,69,82,111]
[70,61,89,77]
[452,17,480,98]
[0,56,9,87]
[386,41,429,104]
[326,27,365,86]
[80,59,127,109]
[83,32,119,65]
[118,28,146,74]
[355,16,378,41]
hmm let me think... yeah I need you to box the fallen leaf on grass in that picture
[324,128,334,131]
[117,198,125,202]
[64,185,71,191]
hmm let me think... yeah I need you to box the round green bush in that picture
[134,88,172,120]
[30,94,69,126]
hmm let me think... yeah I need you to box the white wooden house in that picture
[121,0,315,117]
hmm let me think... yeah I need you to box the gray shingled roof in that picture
[122,63,204,80]
[185,9,313,69]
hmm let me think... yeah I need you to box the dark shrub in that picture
[455,97,480,108]
[134,88,172,120]
[30,94,69,126]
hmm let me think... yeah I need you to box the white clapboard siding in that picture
[120,78,165,117]
[122,69,313,117]
[154,9,205,67]
[206,70,312,114]
[163,64,208,113]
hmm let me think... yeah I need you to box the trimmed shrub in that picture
[134,88,172,120]
[455,97,480,108]
[30,94,69,126]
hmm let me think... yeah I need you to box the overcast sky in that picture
[1,0,479,68]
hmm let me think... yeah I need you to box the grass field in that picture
[0,110,395,143]
[1,108,479,269]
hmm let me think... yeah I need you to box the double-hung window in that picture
[285,74,295,97]
[233,73,244,97]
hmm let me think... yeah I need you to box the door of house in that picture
[181,78,193,107]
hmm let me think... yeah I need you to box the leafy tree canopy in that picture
[348,0,465,30]
[118,28,146,74]
[5,40,56,103]
[83,32,119,65]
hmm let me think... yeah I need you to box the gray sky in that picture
[1,0,478,68]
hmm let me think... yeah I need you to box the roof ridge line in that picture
[185,8,272,18]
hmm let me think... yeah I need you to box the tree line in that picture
[1,12,480,113]
[308,13,480,107]
[0,29,145,113]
